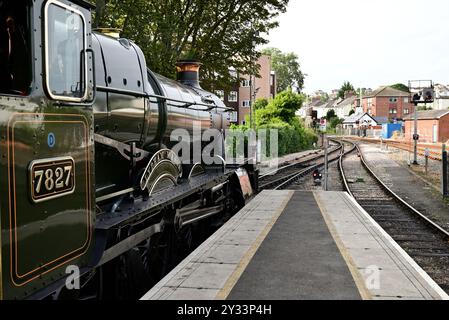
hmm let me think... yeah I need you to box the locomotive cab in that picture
[0,0,254,300]
[0,0,96,300]
[0,0,33,96]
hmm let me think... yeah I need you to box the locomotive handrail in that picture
[96,85,234,112]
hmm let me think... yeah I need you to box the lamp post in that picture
[249,75,253,129]
[413,100,418,165]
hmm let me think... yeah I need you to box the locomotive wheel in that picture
[140,230,176,282]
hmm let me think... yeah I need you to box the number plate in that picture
[29,157,75,203]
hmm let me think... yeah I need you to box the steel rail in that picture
[259,142,343,181]
[271,140,346,190]
[339,140,449,239]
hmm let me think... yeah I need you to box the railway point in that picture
[142,190,449,300]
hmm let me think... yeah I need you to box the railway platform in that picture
[141,190,449,300]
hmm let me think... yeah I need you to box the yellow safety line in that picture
[215,191,294,300]
[313,192,372,300]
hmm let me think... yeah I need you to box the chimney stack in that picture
[176,60,202,89]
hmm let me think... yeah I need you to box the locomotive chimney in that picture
[176,60,202,89]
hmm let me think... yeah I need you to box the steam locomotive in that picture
[0,0,257,299]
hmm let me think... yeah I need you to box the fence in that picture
[336,127,382,138]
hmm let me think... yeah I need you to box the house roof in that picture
[373,117,389,124]
[343,112,377,124]
[307,99,327,108]
[403,110,449,120]
[325,98,340,108]
[337,96,356,108]
[364,86,410,98]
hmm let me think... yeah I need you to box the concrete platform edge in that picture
[344,193,449,300]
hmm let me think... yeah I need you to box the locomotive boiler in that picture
[0,0,257,300]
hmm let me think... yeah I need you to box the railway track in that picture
[260,141,344,190]
[339,140,449,292]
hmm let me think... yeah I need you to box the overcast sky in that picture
[266,0,449,94]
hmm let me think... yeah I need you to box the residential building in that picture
[404,110,449,143]
[430,84,449,110]
[330,89,340,99]
[334,95,356,119]
[238,55,275,125]
[343,113,379,129]
[219,55,276,125]
[362,86,415,120]
[270,71,277,99]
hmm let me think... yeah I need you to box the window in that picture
[242,100,251,107]
[270,75,274,86]
[215,90,224,101]
[228,91,238,102]
[389,97,398,103]
[389,108,397,114]
[229,111,238,122]
[242,79,251,87]
[404,108,410,115]
[45,1,87,101]
[0,1,32,95]
[404,97,409,103]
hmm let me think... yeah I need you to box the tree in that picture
[329,117,343,129]
[94,0,289,91]
[338,81,355,100]
[254,98,269,111]
[391,83,410,93]
[325,109,336,121]
[261,47,305,92]
[253,90,315,156]
[256,90,304,126]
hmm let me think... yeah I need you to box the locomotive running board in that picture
[90,169,235,268]
[95,169,234,230]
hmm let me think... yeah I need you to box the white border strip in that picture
[345,193,449,300]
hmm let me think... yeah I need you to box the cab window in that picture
[45,1,86,101]
[0,0,32,96]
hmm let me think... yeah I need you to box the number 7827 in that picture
[30,157,75,202]
[34,165,73,194]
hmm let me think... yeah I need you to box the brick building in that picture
[404,110,449,143]
[216,55,277,125]
[362,86,415,121]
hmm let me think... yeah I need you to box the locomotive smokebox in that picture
[176,60,202,89]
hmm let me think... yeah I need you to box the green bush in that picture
[228,89,318,158]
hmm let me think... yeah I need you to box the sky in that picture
[266,0,449,94]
